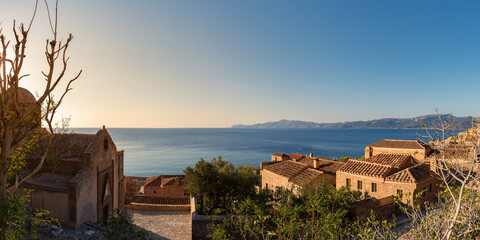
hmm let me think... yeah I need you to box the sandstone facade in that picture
[26,128,125,229]
[337,153,439,205]
[365,139,432,161]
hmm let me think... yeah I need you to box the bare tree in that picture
[0,0,81,204]
[401,111,480,239]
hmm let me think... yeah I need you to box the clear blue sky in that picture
[2,0,480,127]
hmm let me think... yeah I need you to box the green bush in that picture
[97,209,151,240]
[184,156,258,215]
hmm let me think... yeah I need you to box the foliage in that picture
[184,156,258,215]
[398,112,480,239]
[96,209,152,240]
[0,189,59,240]
[208,179,396,240]
[350,211,398,240]
[338,156,351,162]
[358,155,365,161]
[400,185,480,239]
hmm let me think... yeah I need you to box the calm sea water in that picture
[73,128,426,177]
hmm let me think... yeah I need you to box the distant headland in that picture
[232,115,475,129]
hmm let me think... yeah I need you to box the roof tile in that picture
[368,139,429,150]
[365,154,414,168]
[338,160,394,178]
[386,164,435,183]
[263,160,308,179]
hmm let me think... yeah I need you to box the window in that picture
[397,189,403,198]
[153,190,156,194]
[103,138,109,151]
[371,183,377,192]
[429,183,432,193]
[346,178,351,187]
[357,180,362,190]
[422,187,427,197]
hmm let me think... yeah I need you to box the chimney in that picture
[313,159,319,169]
[175,177,180,187]
[309,153,313,157]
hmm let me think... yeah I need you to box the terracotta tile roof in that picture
[145,175,185,188]
[288,154,305,161]
[131,196,190,205]
[263,160,308,179]
[161,177,177,187]
[368,139,429,150]
[299,157,316,165]
[317,161,345,174]
[272,153,288,157]
[299,157,345,175]
[289,168,324,186]
[338,160,395,178]
[365,154,414,168]
[386,164,435,183]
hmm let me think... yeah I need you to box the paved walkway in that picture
[126,210,191,240]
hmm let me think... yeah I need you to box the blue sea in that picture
[73,128,427,177]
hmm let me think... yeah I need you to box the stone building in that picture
[143,175,186,198]
[26,128,125,229]
[261,160,331,194]
[365,139,432,161]
[336,153,439,205]
[261,153,344,194]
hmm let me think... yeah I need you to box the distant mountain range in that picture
[232,115,475,129]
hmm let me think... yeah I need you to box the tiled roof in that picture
[162,177,177,187]
[288,154,305,161]
[263,160,308,179]
[145,175,185,188]
[338,160,394,178]
[368,139,429,150]
[131,196,190,205]
[386,164,435,183]
[272,153,287,157]
[289,168,324,186]
[317,161,345,174]
[299,157,345,174]
[299,157,315,165]
[365,154,414,168]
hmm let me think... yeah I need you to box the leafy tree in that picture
[338,156,351,162]
[208,179,388,240]
[184,156,258,215]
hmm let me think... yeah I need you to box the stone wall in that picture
[337,171,440,205]
[260,169,293,191]
[125,203,190,211]
[191,197,226,240]
[31,189,69,222]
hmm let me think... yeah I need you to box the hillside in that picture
[232,115,474,129]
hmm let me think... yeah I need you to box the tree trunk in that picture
[0,125,12,204]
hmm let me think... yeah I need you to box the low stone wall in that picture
[125,196,191,211]
[191,197,226,240]
[125,203,190,211]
